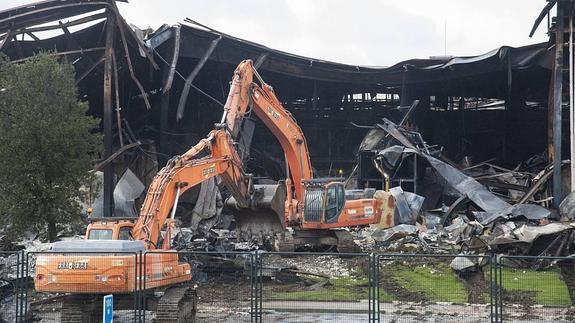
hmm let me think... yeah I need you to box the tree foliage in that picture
[0,53,101,242]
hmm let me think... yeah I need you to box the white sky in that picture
[1,0,551,66]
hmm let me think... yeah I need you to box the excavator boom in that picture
[131,128,250,249]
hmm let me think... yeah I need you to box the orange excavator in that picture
[221,60,386,251]
[34,60,388,322]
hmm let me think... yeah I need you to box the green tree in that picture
[0,53,102,242]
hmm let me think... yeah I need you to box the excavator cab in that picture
[301,180,381,230]
[302,181,346,225]
[85,218,136,240]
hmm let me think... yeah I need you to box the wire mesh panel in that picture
[142,251,255,323]
[0,251,21,322]
[258,252,371,322]
[26,251,139,323]
[498,255,575,322]
[377,254,492,322]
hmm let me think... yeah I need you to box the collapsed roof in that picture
[149,20,551,101]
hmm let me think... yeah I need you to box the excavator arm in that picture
[250,80,314,199]
[223,60,313,198]
[225,60,314,222]
[131,129,250,249]
[217,59,314,223]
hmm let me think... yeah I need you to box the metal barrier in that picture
[25,251,140,323]
[138,251,257,323]
[256,252,372,322]
[496,255,575,323]
[9,250,575,322]
[0,251,22,323]
[376,253,492,323]
[164,251,257,323]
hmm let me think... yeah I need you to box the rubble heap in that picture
[353,117,575,259]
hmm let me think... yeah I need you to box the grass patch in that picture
[500,268,571,306]
[390,262,468,303]
[272,276,395,302]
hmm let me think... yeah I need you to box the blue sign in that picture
[103,294,113,323]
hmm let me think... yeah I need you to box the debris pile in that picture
[354,117,575,258]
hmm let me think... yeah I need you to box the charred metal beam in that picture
[254,52,269,69]
[160,78,171,165]
[530,0,557,37]
[102,11,115,217]
[398,99,420,126]
[176,35,221,121]
[163,25,180,93]
[59,21,82,51]
[552,3,564,208]
[151,49,224,107]
[0,2,111,33]
[93,141,142,172]
[75,54,105,85]
[119,19,158,69]
[111,3,158,70]
[116,11,152,110]
[112,54,124,147]
[9,47,106,63]
[19,12,108,34]
[376,119,417,150]
[11,35,23,58]
[25,31,39,41]
[0,28,13,52]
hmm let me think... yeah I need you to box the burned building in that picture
[0,0,558,218]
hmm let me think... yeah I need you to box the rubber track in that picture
[60,295,99,323]
[155,285,197,323]
[333,230,358,253]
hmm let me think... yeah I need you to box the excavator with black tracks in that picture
[220,60,389,252]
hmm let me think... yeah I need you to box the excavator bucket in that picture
[226,184,286,245]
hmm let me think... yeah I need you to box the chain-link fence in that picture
[376,254,492,323]
[26,251,141,323]
[255,252,372,322]
[0,251,22,323]
[141,251,255,323]
[497,255,575,323]
[9,250,575,322]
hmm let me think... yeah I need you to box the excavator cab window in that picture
[118,227,133,240]
[87,229,113,240]
[324,183,345,224]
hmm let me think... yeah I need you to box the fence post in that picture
[497,255,503,323]
[257,250,263,323]
[14,251,22,323]
[142,251,147,323]
[490,253,502,323]
[368,253,380,322]
[138,250,143,323]
[368,253,372,322]
[489,253,494,322]
[250,251,255,323]
[23,251,29,320]
[250,250,260,323]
